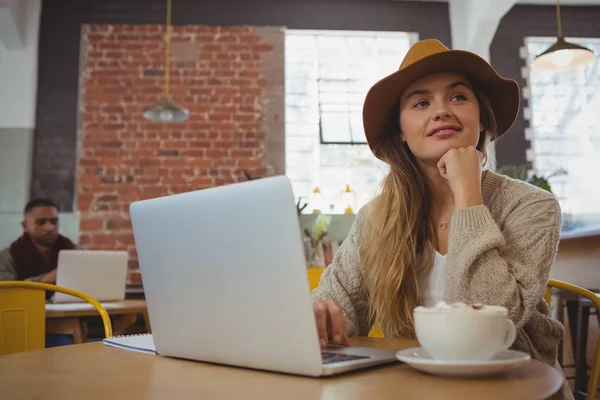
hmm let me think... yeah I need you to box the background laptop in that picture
[130,175,398,377]
[53,250,128,303]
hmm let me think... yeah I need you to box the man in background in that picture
[0,198,76,347]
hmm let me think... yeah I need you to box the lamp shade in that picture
[341,184,356,214]
[531,37,595,71]
[142,0,189,122]
[142,97,189,122]
[309,187,323,214]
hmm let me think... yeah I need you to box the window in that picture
[285,30,418,213]
[525,38,600,232]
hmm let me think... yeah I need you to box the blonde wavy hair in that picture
[359,84,498,338]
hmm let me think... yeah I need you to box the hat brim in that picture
[362,50,520,152]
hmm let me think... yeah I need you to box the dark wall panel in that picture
[490,5,600,168]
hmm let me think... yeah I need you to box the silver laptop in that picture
[53,250,128,303]
[130,175,398,376]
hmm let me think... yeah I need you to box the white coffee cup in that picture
[413,303,517,361]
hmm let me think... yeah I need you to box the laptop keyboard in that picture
[321,351,370,365]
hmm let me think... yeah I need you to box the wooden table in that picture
[0,337,565,400]
[45,299,150,343]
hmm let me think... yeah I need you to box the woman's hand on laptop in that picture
[313,300,350,348]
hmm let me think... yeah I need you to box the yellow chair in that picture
[307,267,385,338]
[307,267,324,292]
[0,281,113,355]
[545,279,600,400]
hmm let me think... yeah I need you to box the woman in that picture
[311,39,569,392]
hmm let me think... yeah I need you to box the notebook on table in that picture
[103,334,156,355]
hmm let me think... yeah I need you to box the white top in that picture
[417,249,447,308]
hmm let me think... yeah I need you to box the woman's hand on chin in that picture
[437,146,484,210]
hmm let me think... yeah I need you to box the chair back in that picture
[0,287,46,355]
[545,279,600,400]
[0,281,113,355]
[307,267,324,292]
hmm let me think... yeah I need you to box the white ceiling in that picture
[517,0,600,3]
[399,0,600,4]
[519,0,599,3]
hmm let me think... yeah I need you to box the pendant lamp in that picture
[143,0,189,122]
[530,0,594,71]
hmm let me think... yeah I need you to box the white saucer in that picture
[396,347,531,378]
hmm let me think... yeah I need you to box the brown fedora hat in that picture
[362,39,520,153]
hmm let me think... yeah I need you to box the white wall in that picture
[0,0,39,128]
[0,127,34,247]
[0,0,39,248]
[0,0,79,248]
[448,0,519,170]
[449,0,518,62]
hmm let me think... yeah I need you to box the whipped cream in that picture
[414,301,507,314]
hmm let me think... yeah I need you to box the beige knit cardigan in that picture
[312,170,565,367]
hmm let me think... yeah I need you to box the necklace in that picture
[439,216,451,230]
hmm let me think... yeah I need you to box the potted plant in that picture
[496,166,567,193]
[303,214,332,268]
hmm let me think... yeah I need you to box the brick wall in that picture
[77,24,284,283]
